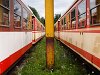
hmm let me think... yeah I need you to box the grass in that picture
[9,38,96,75]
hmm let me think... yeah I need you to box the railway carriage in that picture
[55,0,100,71]
[32,15,45,44]
[0,0,45,74]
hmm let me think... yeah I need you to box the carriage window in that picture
[71,9,76,29]
[62,18,65,30]
[78,0,86,28]
[68,14,70,29]
[90,0,100,25]
[0,0,9,26]
[64,17,66,29]
[32,17,35,30]
[64,17,66,25]
[66,13,70,29]
[32,20,34,29]
[14,0,21,28]
[23,8,28,29]
[27,14,31,30]
[61,19,63,30]
[61,19,63,25]
[28,14,32,30]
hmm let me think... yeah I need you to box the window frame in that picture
[67,13,70,30]
[61,19,63,26]
[23,7,29,30]
[64,17,66,25]
[71,8,76,29]
[0,0,10,27]
[90,1,100,26]
[78,0,86,28]
[14,0,22,29]
[63,17,66,30]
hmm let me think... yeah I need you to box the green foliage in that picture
[29,6,45,26]
[54,14,61,23]
[29,6,41,21]
[10,38,90,75]
[40,17,45,26]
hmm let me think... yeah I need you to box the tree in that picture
[29,6,41,21]
[54,14,61,23]
[40,17,45,26]
[29,6,45,26]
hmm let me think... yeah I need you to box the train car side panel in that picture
[0,32,32,74]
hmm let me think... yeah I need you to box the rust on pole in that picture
[45,0,54,69]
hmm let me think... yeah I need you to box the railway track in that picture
[7,38,99,75]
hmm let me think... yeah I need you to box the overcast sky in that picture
[22,0,75,18]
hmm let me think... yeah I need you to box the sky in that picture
[22,0,75,18]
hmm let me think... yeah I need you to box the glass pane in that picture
[27,14,31,29]
[2,8,9,25]
[78,13,86,27]
[0,6,9,25]
[23,8,29,29]
[2,0,9,8]
[0,0,9,8]
[78,0,86,28]
[61,19,63,25]
[0,6,3,25]
[23,18,28,29]
[64,17,66,24]
[90,0,100,24]
[71,9,76,28]
[14,14,21,27]
[78,0,86,15]
[71,9,75,19]
[14,0,21,16]
[23,8,28,19]
[91,6,100,24]
[90,0,96,9]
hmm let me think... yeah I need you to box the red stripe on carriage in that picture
[0,42,32,74]
[60,38,100,70]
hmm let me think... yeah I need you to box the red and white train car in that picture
[32,15,45,44]
[55,0,100,71]
[0,0,45,74]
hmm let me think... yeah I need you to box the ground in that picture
[8,38,97,75]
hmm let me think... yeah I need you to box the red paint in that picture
[34,18,35,31]
[0,42,32,74]
[58,21,60,39]
[76,5,78,29]
[61,30,100,33]
[86,0,90,28]
[59,38,100,70]
[93,56,100,68]
[32,31,44,44]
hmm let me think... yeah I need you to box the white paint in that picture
[55,28,100,59]
[32,31,45,41]
[0,32,32,62]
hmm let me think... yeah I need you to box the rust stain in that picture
[46,37,54,69]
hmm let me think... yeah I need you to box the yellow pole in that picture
[45,0,54,69]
